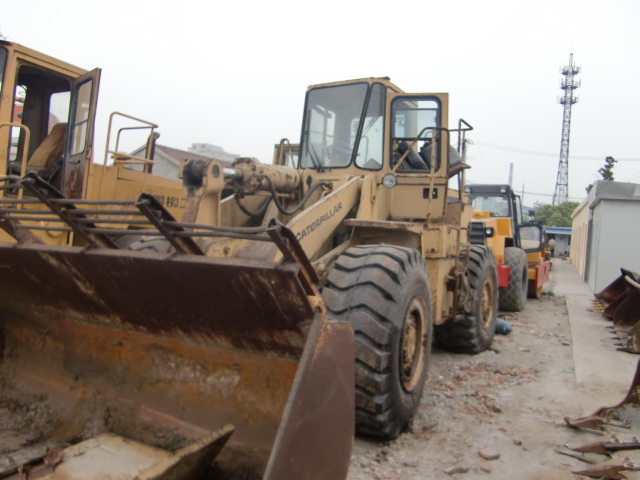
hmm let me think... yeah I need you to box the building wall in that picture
[570,199,589,279]
[589,199,640,292]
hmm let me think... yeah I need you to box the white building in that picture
[543,226,571,257]
[570,181,640,293]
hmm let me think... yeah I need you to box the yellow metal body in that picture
[472,211,514,264]
[183,78,474,325]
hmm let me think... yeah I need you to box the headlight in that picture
[382,173,397,188]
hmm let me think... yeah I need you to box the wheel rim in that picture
[400,297,427,392]
[481,277,494,329]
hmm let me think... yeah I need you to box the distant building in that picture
[188,143,240,163]
[543,226,571,256]
[570,181,640,292]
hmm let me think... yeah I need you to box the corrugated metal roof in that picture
[544,226,572,235]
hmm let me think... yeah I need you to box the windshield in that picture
[471,194,511,217]
[391,97,442,171]
[392,98,440,140]
[299,83,368,169]
[0,47,6,99]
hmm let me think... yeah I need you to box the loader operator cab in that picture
[468,184,527,223]
[467,184,544,253]
[298,79,462,175]
[0,42,100,199]
[6,69,71,184]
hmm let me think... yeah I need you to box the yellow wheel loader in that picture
[467,184,551,311]
[0,77,498,478]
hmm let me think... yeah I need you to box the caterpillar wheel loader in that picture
[0,77,498,478]
[466,184,551,311]
[0,40,186,247]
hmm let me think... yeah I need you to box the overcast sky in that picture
[3,0,639,206]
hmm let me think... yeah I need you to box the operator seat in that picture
[419,143,465,178]
[395,141,429,170]
[8,122,67,181]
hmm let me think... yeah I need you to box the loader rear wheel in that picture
[436,245,498,354]
[323,245,432,440]
[499,247,528,312]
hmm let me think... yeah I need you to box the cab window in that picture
[391,97,441,171]
[10,64,72,163]
[0,47,7,99]
[68,78,92,155]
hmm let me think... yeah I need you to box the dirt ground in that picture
[347,291,620,480]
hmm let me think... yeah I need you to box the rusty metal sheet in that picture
[596,270,633,306]
[593,270,640,353]
[566,359,640,431]
[573,459,640,479]
[17,427,233,480]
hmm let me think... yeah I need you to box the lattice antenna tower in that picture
[553,53,580,205]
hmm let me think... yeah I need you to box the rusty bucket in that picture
[0,241,354,479]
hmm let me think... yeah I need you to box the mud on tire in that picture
[499,247,528,312]
[436,245,498,354]
[322,245,432,440]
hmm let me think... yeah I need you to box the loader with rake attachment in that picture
[0,77,498,478]
[0,40,185,247]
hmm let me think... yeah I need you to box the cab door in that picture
[62,68,101,199]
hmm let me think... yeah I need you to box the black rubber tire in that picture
[499,247,528,312]
[322,245,432,440]
[435,245,498,354]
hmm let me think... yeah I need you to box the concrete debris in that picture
[444,464,469,475]
[477,448,500,461]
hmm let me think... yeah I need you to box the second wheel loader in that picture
[467,183,551,311]
[0,77,498,478]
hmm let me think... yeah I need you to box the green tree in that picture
[586,156,616,193]
[533,201,579,227]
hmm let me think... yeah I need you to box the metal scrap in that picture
[593,269,640,353]
[572,458,640,480]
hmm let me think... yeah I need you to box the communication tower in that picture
[553,53,580,205]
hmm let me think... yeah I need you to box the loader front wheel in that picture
[436,245,498,354]
[499,247,528,312]
[323,245,432,440]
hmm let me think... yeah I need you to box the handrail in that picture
[0,122,31,200]
[103,112,158,170]
[108,150,154,165]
